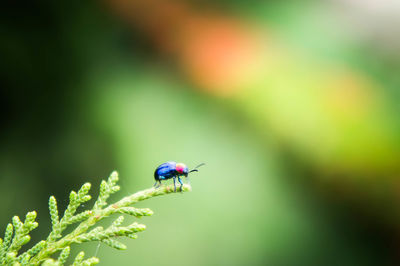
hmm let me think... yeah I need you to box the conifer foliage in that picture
[0,171,191,265]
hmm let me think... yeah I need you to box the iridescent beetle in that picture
[154,162,205,192]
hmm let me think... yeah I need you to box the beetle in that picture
[154,162,204,192]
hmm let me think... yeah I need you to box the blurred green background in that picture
[1,0,400,265]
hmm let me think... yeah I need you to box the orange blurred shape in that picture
[177,15,261,96]
[106,0,262,96]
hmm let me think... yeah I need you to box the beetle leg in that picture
[154,180,162,188]
[178,177,184,192]
[173,176,177,192]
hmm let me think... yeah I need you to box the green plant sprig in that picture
[0,171,191,265]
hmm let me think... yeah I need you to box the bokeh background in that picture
[1,0,400,265]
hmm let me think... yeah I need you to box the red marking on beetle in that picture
[112,204,119,209]
[176,163,185,174]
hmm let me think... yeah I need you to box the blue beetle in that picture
[154,162,204,192]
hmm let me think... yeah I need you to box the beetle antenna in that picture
[189,163,205,173]
[195,163,205,169]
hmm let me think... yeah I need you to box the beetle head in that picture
[176,163,189,176]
